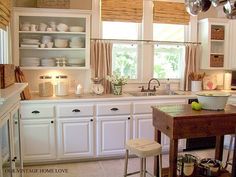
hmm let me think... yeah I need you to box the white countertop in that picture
[0,83,28,105]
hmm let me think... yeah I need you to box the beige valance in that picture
[101,0,143,23]
[0,0,11,30]
[153,1,190,25]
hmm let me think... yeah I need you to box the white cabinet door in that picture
[21,119,56,162]
[97,116,131,156]
[57,118,94,159]
[133,114,154,140]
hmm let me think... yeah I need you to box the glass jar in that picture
[55,75,69,96]
[38,76,53,97]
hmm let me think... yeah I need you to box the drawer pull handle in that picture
[51,121,54,124]
[72,109,81,113]
[32,110,40,114]
[90,119,93,122]
[111,108,119,111]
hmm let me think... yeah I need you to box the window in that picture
[0,28,9,64]
[153,24,186,79]
[102,21,140,79]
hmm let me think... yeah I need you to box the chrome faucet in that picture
[140,78,160,92]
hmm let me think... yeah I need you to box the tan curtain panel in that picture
[153,1,190,25]
[0,0,11,30]
[183,44,199,91]
[90,40,113,94]
[101,0,143,23]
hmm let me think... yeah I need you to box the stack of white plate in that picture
[21,39,40,48]
[69,37,84,48]
[41,58,56,67]
[21,57,40,67]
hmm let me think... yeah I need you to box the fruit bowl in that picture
[196,92,231,110]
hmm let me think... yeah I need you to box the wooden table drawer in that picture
[57,104,94,117]
[97,103,131,116]
[21,105,54,118]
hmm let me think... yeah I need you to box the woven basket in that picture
[37,0,70,9]
[210,54,224,67]
[211,27,224,40]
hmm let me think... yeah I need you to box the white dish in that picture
[22,39,40,44]
[196,91,231,110]
[57,23,68,32]
[54,39,68,48]
[69,26,84,32]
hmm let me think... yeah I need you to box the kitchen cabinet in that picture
[228,20,236,69]
[57,118,94,159]
[21,119,56,162]
[97,116,131,156]
[133,99,187,152]
[12,7,91,70]
[198,18,229,70]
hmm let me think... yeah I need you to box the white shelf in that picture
[20,66,89,70]
[19,31,86,35]
[20,47,85,51]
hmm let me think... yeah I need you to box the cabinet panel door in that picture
[229,21,236,69]
[97,116,131,156]
[57,118,94,159]
[21,119,56,161]
[133,115,154,140]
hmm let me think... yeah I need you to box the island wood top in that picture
[152,104,236,139]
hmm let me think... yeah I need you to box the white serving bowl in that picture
[54,39,68,48]
[69,26,84,32]
[196,92,231,110]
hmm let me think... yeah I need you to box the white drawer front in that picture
[21,105,54,118]
[57,105,94,117]
[133,99,186,114]
[97,103,131,116]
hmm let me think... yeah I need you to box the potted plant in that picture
[106,74,128,95]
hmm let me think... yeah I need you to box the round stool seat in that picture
[125,139,162,158]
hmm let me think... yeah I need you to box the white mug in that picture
[40,43,45,48]
[39,23,47,31]
[30,24,38,31]
[46,42,53,48]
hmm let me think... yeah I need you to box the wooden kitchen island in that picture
[152,104,236,177]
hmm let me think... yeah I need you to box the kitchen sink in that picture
[126,90,179,96]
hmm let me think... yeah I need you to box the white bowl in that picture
[54,39,68,48]
[196,92,231,110]
[69,26,84,32]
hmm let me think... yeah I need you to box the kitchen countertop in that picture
[20,90,236,104]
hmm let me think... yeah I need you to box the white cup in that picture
[191,81,202,92]
[47,27,53,32]
[46,42,53,48]
[40,43,45,48]
[30,24,38,31]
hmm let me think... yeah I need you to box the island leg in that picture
[215,136,224,161]
[232,128,236,177]
[154,128,161,177]
[169,139,178,177]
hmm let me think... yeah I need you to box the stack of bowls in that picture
[54,39,68,48]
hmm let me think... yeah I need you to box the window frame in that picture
[95,0,195,84]
[0,27,9,64]
[101,21,143,82]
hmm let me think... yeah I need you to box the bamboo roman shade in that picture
[153,1,190,25]
[101,0,143,23]
[0,0,11,30]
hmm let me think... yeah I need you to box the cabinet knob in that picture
[51,121,54,124]
[110,108,119,111]
[166,126,170,130]
[90,119,93,122]
[12,157,17,162]
[72,109,81,113]
[128,117,130,120]
[15,121,18,125]
[32,110,40,114]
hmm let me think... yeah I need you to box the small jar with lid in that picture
[38,76,53,97]
[55,75,69,96]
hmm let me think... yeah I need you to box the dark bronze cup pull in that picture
[72,109,81,112]
[110,108,119,111]
[90,119,93,122]
[32,110,40,114]
[51,121,54,124]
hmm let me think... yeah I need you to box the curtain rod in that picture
[90,38,201,45]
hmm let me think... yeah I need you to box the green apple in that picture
[191,102,202,111]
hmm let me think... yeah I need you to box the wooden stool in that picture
[124,139,162,177]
